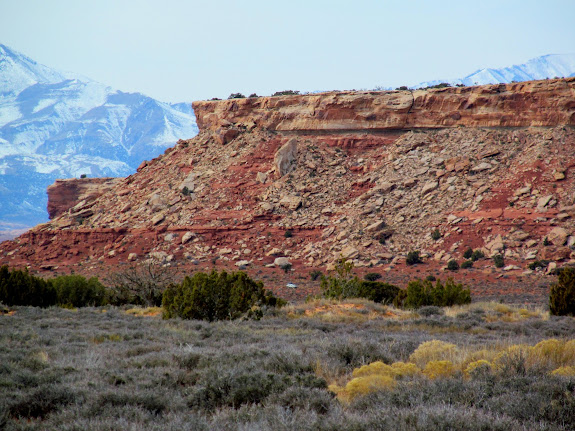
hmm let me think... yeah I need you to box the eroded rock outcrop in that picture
[2,78,575,302]
[47,178,122,219]
[193,78,575,132]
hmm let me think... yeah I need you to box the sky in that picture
[1,0,574,103]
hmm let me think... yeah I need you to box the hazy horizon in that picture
[1,0,574,102]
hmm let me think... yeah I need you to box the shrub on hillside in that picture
[364,272,382,282]
[321,258,361,299]
[398,278,471,309]
[471,249,485,261]
[162,270,285,321]
[52,274,108,307]
[0,265,56,307]
[463,248,473,259]
[358,281,400,304]
[493,254,505,268]
[228,93,245,99]
[406,251,423,265]
[447,260,460,271]
[549,267,575,316]
[461,260,473,269]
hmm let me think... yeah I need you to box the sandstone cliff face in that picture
[47,178,123,219]
[2,78,575,301]
[193,78,575,133]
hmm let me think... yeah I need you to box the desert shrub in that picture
[284,229,293,238]
[106,261,180,306]
[8,385,75,419]
[321,258,362,299]
[409,340,459,368]
[228,93,245,99]
[0,265,56,307]
[272,90,300,96]
[402,278,471,309]
[406,251,422,265]
[493,254,505,268]
[309,270,323,281]
[461,260,473,269]
[52,274,107,307]
[549,267,575,316]
[447,260,460,271]
[248,93,258,98]
[551,366,575,377]
[464,360,493,379]
[493,345,532,375]
[357,281,400,304]
[471,249,485,261]
[431,228,442,241]
[162,270,284,321]
[417,305,444,317]
[423,360,456,379]
[267,386,334,414]
[364,272,382,282]
[463,247,473,259]
[93,390,168,415]
[187,371,288,410]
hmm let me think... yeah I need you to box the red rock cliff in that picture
[193,78,575,133]
[47,178,122,219]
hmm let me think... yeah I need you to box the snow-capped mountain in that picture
[414,53,575,88]
[0,44,198,231]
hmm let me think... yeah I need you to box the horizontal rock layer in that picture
[193,78,575,132]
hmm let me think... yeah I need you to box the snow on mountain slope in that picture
[0,44,198,230]
[414,53,575,88]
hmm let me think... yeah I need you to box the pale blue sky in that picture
[1,0,574,102]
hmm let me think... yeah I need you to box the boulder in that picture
[547,227,568,246]
[274,257,291,269]
[421,181,439,195]
[181,231,195,244]
[274,138,298,177]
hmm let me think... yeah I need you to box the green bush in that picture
[364,272,382,282]
[309,270,323,281]
[493,254,505,268]
[406,251,423,265]
[431,229,442,241]
[399,278,471,309]
[51,274,108,307]
[228,93,245,99]
[272,90,300,96]
[162,270,285,321]
[0,265,56,307]
[461,260,473,269]
[471,249,485,261]
[463,248,473,259]
[529,260,550,271]
[321,258,361,299]
[447,260,460,271]
[549,267,575,316]
[357,281,400,304]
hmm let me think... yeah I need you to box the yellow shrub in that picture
[551,366,575,377]
[562,340,575,365]
[464,360,492,378]
[345,375,396,401]
[391,362,420,378]
[493,344,532,373]
[423,360,456,379]
[529,339,564,370]
[352,361,394,378]
[409,340,459,368]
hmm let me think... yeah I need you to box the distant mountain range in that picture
[0,44,198,232]
[414,53,575,88]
